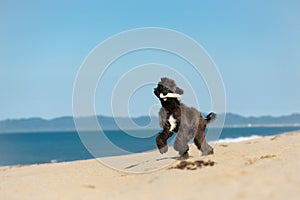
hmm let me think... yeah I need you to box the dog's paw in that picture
[158,146,168,154]
[202,149,214,156]
[178,151,189,160]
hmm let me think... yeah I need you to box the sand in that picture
[1,130,300,200]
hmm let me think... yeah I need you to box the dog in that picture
[154,77,216,158]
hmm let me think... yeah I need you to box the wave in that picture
[210,135,262,144]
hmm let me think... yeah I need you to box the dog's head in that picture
[154,77,184,101]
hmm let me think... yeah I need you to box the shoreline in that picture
[1,124,300,134]
[1,129,300,168]
[1,130,300,199]
[0,134,265,168]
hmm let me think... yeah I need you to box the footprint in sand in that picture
[270,135,280,141]
[260,155,276,159]
[244,154,276,165]
[219,144,228,147]
[83,184,96,189]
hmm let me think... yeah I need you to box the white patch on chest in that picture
[168,115,176,132]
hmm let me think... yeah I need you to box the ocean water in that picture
[0,126,299,166]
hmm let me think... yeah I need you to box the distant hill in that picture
[0,113,300,133]
[0,116,159,133]
[221,113,300,127]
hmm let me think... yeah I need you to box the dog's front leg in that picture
[156,129,174,154]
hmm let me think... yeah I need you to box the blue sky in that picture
[1,0,300,120]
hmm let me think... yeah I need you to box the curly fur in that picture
[154,77,216,157]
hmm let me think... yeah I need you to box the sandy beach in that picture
[1,130,300,200]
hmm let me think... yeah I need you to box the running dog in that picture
[154,77,216,158]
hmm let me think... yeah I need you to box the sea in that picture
[1,126,300,166]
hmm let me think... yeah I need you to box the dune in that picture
[1,131,300,200]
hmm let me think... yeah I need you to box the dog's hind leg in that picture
[194,123,214,156]
[156,129,174,154]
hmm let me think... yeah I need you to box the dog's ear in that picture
[175,87,184,95]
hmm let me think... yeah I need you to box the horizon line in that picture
[1,112,300,121]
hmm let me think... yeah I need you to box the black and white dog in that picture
[154,77,216,158]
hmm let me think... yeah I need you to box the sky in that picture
[1,0,300,120]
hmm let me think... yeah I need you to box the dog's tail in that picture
[205,112,216,123]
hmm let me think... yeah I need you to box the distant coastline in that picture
[1,113,300,133]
